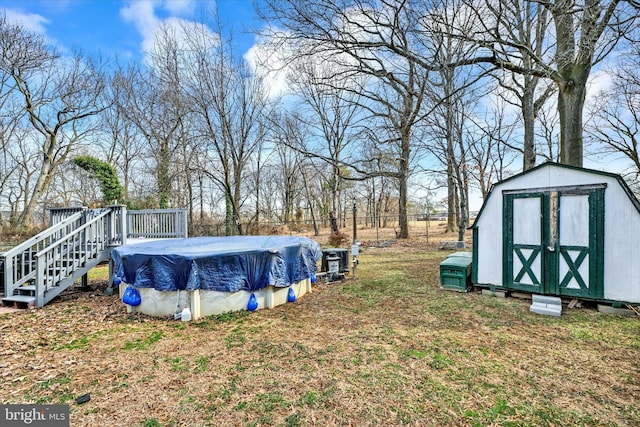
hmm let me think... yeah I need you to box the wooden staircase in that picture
[1,208,118,308]
[3,284,37,308]
[1,205,188,309]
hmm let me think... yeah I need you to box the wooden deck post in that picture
[107,204,128,246]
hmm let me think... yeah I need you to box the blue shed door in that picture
[503,186,604,299]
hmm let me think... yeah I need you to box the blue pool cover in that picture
[111,236,322,292]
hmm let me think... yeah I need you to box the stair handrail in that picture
[33,208,113,307]
[2,211,86,259]
[2,211,85,298]
[34,209,114,258]
[3,205,190,306]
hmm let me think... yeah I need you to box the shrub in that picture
[327,232,349,247]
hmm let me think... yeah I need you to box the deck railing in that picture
[1,206,188,304]
[34,209,114,307]
[1,211,85,298]
[49,206,87,226]
[127,208,188,239]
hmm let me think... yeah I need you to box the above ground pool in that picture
[111,236,322,319]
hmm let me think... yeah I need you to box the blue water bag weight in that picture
[122,286,141,306]
[247,293,258,311]
[287,287,296,303]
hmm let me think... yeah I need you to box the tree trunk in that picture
[457,192,468,242]
[456,155,469,242]
[557,80,586,167]
[446,180,456,232]
[382,192,389,228]
[234,168,242,222]
[17,162,52,228]
[157,140,171,208]
[186,177,194,237]
[300,163,319,236]
[225,192,234,236]
[398,171,409,238]
[17,135,60,228]
[445,140,457,233]
[522,85,537,171]
[397,133,410,239]
[199,175,204,224]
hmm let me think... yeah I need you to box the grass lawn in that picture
[0,236,639,426]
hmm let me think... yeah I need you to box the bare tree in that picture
[117,65,182,209]
[243,124,271,228]
[1,126,36,225]
[99,68,148,201]
[421,1,489,239]
[287,59,364,221]
[114,25,189,209]
[359,155,394,230]
[298,157,321,235]
[466,98,518,199]
[0,16,107,227]
[587,41,640,177]
[276,122,304,225]
[0,66,22,224]
[260,0,439,238]
[487,0,556,170]
[183,22,270,235]
[454,0,639,167]
[537,100,561,162]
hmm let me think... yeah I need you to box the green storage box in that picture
[439,255,472,292]
[448,252,472,259]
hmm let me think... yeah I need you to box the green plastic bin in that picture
[448,252,472,259]
[439,255,472,292]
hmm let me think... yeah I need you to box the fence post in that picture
[108,206,116,245]
[2,255,10,298]
[35,254,45,307]
[181,209,188,238]
[107,205,128,246]
[119,205,128,245]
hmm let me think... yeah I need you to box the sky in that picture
[0,0,629,211]
[0,0,262,62]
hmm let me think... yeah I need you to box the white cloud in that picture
[586,69,614,102]
[120,0,161,53]
[244,32,291,99]
[243,24,366,101]
[119,0,291,100]
[3,8,49,34]
[120,0,208,57]
[2,7,73,54]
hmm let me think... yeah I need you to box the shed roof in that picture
[471,162,640,229]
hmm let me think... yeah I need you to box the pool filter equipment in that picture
[326,252,342,282]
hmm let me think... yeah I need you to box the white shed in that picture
[471,162,640,304]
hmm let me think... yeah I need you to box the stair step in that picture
[530,294,562,316]
[2,295,36,308]
[16,285,36,296]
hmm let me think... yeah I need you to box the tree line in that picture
[0,0,638,238]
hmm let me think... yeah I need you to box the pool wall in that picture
[119,278,312,319]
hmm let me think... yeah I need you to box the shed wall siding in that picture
[475,191,504,286]
[475,165,640,303]
[602,178,640,302]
